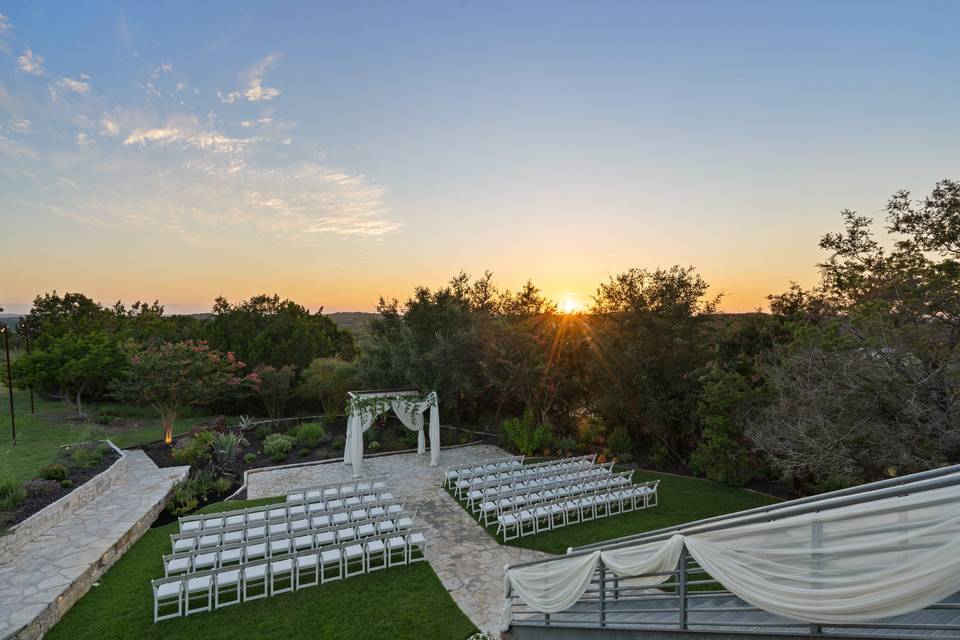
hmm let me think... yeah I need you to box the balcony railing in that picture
[506,462,960,638]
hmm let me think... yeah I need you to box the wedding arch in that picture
[342,388,440,477]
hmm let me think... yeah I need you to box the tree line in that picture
[5,179,959,494]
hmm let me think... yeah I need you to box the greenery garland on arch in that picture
[346,391,438,425]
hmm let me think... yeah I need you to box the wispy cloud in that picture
[16,48,44,75]
[0,133,38,160]
[0,13,12,33]
[123,114,251,153]
[9,118,31,133]
[219,53,282,103]
[54,75,92,94]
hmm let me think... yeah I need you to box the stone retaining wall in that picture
[0,445,128,561]
[10,481,177,640]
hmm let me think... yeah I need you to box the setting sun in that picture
[560,295,582,314]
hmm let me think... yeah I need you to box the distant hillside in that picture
[326,312,378,346]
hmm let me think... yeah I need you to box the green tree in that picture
[297,357,362,419]
[11,330,125,419]
[253,364,297,423]
[206,294,355,370]
[752,179,960,489]
[690,365,758,486]
[113,340,256,444]
[588,266,719,462]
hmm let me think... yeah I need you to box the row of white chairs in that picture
[452,455,597,498]
[450,455,597,495]
[443,455,524,487]
[171,499,405,553]
[152,528,428,622]
[284,477,388,503]
[496,480,659,540]
[180,488,393,533]
[478,470,632,526]
[164,511,416,576]
[465,463,615,512]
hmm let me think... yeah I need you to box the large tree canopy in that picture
[206,294,356,371]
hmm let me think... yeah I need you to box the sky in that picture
[1,1,958,315]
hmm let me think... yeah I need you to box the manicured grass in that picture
[0,387,229,483]
[450,466,781,554]
[48,498,477,640]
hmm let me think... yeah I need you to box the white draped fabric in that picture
[502,535,685,628]
[683,482,960,623]
[504,479,960,629]
[343,391,440,477]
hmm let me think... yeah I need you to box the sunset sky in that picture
[1,1,958,314]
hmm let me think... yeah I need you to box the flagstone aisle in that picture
[0,451,188,640]
[246,444,549,636]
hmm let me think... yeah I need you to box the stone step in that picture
[0,450,189,640]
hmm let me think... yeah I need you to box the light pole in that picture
[1,325,14,446]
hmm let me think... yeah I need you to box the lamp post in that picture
[1,325,14,446]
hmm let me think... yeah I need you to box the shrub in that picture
[264,433,295,462]
[167,480,199,516]
[293,422,326,448]
[554,436,578,455]
[38,463,70,482]
[212,432,240,463]
[25,479,60,498]
[501,410,552,456]
[60,479,74,488]
[243,452,256,465]
[68,443,108,469]
[369,440,381,450]
[607,427,633,461]
[255,423,274,440]
[0,479,27,511]
[297,447,311,458]
[213,476,234,495]
[332,436,346,450]
[193,471,214,501]
[171,435,212,467]
[94,409,116,425]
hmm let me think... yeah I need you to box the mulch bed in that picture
[1,446,121,531]
[137,415,486,476]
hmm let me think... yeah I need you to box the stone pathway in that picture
[0,450,188,640]
[247,444,549,636]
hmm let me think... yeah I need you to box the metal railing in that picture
[507,462,960,638]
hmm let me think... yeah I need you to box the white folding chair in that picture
[153,579,183,622]
[184,573,213,616]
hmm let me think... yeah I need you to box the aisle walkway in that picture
[247,444,548,636]
[0,451,188,640]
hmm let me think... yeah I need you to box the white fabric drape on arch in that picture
[343,392,440,477]
[504,479,960,630]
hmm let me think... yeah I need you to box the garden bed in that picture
[137,414,494,520]
[140,415,495,475]
[0,441,121,533]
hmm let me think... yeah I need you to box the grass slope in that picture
[450,467,780,554]
[0,387,227,483]
[48,498,477,640]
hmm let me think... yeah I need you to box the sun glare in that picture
[560,296,581,314]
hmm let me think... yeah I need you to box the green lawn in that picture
[450,467,781,554]
[48,498,477,640]
[0,387,229,483]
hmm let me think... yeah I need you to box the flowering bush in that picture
[113,340,257,445]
